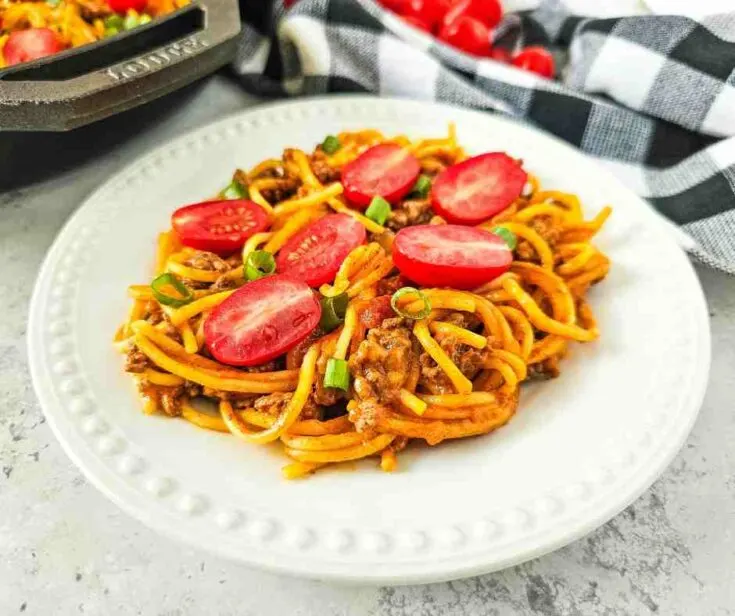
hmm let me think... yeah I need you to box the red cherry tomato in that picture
[487,46,511,63]
[438,15,490,56]
[403,14,434,32]
[275,214,367,287]
[204,275,321,367]
[342,144,421,208]
[442,0,502,28]
[422,0,457,24]
[468,0,502,27]
[393,224,512,289]
[379,0,412,12]
[397,0,426,18]
[2,28,63,66]
[431,153,527,225]
[171,199,270,255]
[107,0,148,13]
[512,46,555,78]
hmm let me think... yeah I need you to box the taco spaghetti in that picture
[116,126,611,479]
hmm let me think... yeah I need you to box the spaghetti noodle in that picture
[118,126,611,478]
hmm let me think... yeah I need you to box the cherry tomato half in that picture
[204,275,321,367]
[431,152,527,224]
[512,46,555,79]
[107,0,148,13]
[171,199,270,255]
[2,28,63,66]
[275,213,367,287]
[342,144,421,207]
[438,15,490,57]
[393,224,512,288]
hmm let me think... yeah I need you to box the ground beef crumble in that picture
[387,198,434,231]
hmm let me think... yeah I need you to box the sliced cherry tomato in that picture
[171,199,270,255]
[342,144,421,208]
[107,0,148,13]
[403,14,434,33]
[512,46,555,79]
[393,224,512,288]
[442,0,502,28]
[431,153,527,224]
[275,214,366,287]
[2,28,63,66]
[438,15,490,56]
[204,275,321,367]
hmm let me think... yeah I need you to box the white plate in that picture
[29,97,710,584]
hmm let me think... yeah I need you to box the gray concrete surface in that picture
[1,75,734,615]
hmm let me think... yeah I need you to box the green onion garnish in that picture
[222,180,248,200]
[324,358,350,391]
[319,292,349,333]
[322,135,341,155]
[492,226,517,250]
[103,14,124,29]
[104,27,120,37]
[150,273,194,308]
[123,12,140,30]
[139,14,152,25]
[245,250,276,281]
[46,0,61,6]
[365,196,391,226]
[391,287,431,320]
[412,174,432,198]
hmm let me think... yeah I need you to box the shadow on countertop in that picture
[0,77,206,191]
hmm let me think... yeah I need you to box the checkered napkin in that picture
[235,0,735,274]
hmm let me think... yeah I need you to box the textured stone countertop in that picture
[2,75,734,616]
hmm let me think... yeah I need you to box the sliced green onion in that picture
[365,196,391,226]
[412,174,432,198]
[245,250,276,281]
[46,0,61,6]
[103,14,124,29]
[123,12,140,30]
[319,292,349,333]
[492,226,517,250]
[321,135,341,155]
[151,273,194,308]
[324,358,350,391]
[139,13,152,25]
[391,287,431,320]
[222,180,248,200]
[104,27,120,37]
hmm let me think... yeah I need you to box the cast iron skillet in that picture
[0,0,241,131]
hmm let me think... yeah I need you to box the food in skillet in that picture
[0,0,188,67]
[115,126,611,479]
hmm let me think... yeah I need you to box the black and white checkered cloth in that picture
[235,0,735,274]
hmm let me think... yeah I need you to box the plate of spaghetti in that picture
[29,97,710,583]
